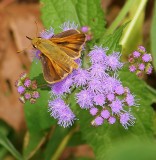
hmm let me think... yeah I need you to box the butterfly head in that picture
[26,36,42,48]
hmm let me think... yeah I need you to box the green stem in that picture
[145,83,156,96]
[106,0,134,35]
[50,127,77,160]
[120,0,148,46]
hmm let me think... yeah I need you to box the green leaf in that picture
[105,140,156,160]
[151,0,156,70]
[120,0,147,55]
[77,26,155,160]
[99,24,126,53]
[41,0,105,39]
[0,132,23,160]
[44,126,70,160]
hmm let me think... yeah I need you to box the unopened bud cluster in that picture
[15,73,40,104]
[129,46,153,77]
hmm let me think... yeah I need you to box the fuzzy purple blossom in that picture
[108,117,116,124]
[40,27,54,39]
[24,79,31,87]
[90,107,98,116]
[32,91,40,99]
[138,63,145,71]
[93,94,105,106]
[110,98,123,114]
[129,65,136,72]
[107,94,115,102]
[90,63,108,78]
[115,85,124,95]
[73,69,89,87]
[142,54,152,62]
[81,26,89,33]
[133,51,141,58]
[120,112,135,129]
[76,89,93,109]
[103,76,120,94]
[146,65,153,74]
[24,93,31,100]
[88,79,103,93]
[106,52,123,70]
[89,46,107,65]
[125,94,135,106]
[60,21,78,31]
[101,110,110,119]
[138,46,146,52]
[92,116,104,126]
[48,98,76,127]
[17,86,25,94]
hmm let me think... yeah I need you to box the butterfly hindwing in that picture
[40,54,70,84]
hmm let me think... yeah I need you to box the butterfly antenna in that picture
[35,20,39,37]
[17,43,32,53]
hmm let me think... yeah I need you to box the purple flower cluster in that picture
[75,46,137,129]
[81,26,92,41]
[48,44,137,129]
[129,46,153,77]
[15,73,39,104]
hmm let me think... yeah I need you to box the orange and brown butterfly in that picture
[26,29,86,84]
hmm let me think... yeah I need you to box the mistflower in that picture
[119,112,135,129]
[107,94,115,102]
[108,117,116,124]
[129,65,136,72]
[40,27,54,39]
[88,46,107,64]
[15,73,40,104]
[142,54,152,62]
[106,52,123,70]
[24,78,31,87]
[76,89,93,109]
[92,116,104,126]
[73,69,89,87]
[146,64,153,74]
[93,94,105,106]
[133,51,140,58]
[81,26,89,33]
[115,85,124,95]
[48,98,76,127]
[128,46,153,77]
[90,107,98,116]
[17,86,25,94]
[125,94,135,106]
[60,21,78,31]
[110,98,123,114]
[101,110,110,119]
[138,45,146,52]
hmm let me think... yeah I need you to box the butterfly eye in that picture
[33,45,37,48]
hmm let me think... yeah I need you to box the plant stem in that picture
[120,0,148,46]
[106,0,134,35]
[50,127,77,160]
[145,84,156,96]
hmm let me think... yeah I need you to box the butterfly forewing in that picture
[50,30,86,59]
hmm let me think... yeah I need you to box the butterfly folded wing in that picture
[40,54,71,84]
[50,29,86,59]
